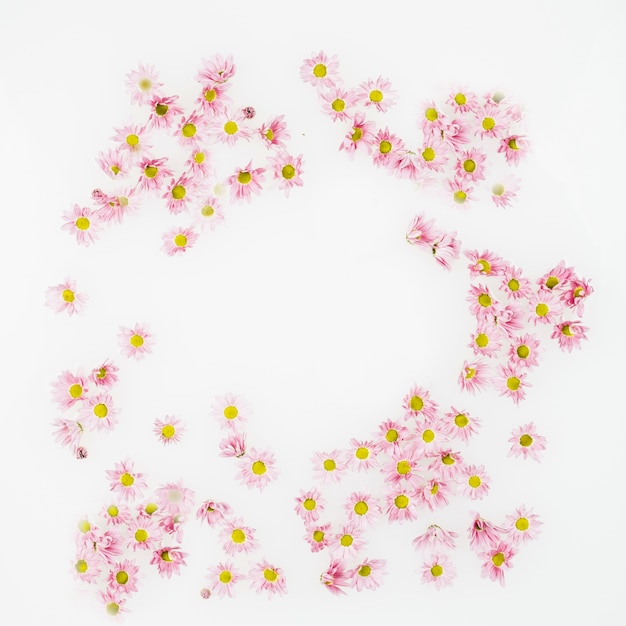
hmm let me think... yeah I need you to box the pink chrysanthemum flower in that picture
[468,512,505,552]
[419,137,450,172]
[51,370,89,411]
[112,123,152,158]
[206,561,242,598]
[497,364,530,404]
[96,147,132,180]
[551,320,589,352]
[320,559,351,596]
[185,146,212,178]
[508,333,541,368]
[300,51,340,88]
[174,111,206,149]
[412,524,458,552]
[493,303,526,337]
[421,554,457,589]
[91,359,119,388]
[73,549,102,584]
[137,156,173,192]
[304,522,332,553]
[100,589,129,618]
[105,459,148,502]
[227,161,265,203]
[52,418,83,451]
[444,176,475,207]
[420,100,447,134]
[61,204,102,247]
[219,431,247,458]
[528,290,564,326]
[339,113,376,154]
[345,492,381,527]
[447,87,479,113]
[125,63,163,106]
[320,85,358,122]
[373,127,405,168]
[312,449,346,484]
[80,393,119,432]
[147,94,184,130]
[259,115,291,150]
[268,152,304,197]
[101,503,131,528]
[159,512,186,543]
[107,559,140,594]
[118,323,154,360]
[467,283,499,318]
[415,479,450,511]
[197,53,236,84]
[431,231,461,270]
[153,415,185,445]
[346,438,381,472]
[508,422,547,462]
[428,448,464,481]
[220,518,257,556]
[375,419,410,451]
[413,420,445,453]
[391,149,427,182]
[455,147,488,182]
[294,488,326,523]
[442,407,481,443]
[469,324,503,358]
[562,277,593,315]
[196,500,232,527]
[497,134,529,165]
[385,488,418,523]
[402,385,439,423]
[211,108,253,146]
[490,175,521,208]
[163,174,197,215]
[382,447,421,486]
[211,392,250,430]
[406,213,439,249]
[194,194,225,232]
[150,547,187,578]
[237,448,278,491]
[154,481,195,516]
[500,264,533,300]
[358,76,396,112]
[249,561,287,597]
[196,80,232,113]
[126,516,162,552]
[441,117,472,150]
[474,103,507,140]
[45,277,88,316]
[92,529,125,564]
[458,359,492,394]
[351,558,387,592]
[504,505,543,544]
[332,523,367,558]
[461,464,491,500]
[161,226,199,256]
[480,542,516,587]
[93,187,138,225]
[465,249,508,277]
[538,260,575,292]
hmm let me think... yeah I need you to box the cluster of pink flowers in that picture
[197,499,287,598]
[51,360,120,457]
[62,55,304,254]
[296,383,540,593]
[211,393,278,491]
[73,460,194,617]
[459,251,593,403]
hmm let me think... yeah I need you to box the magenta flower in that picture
[211,392,250,430]
[227,161,266,203]
[45,278,88,316]
[497,364,530,404]
[294,488,326,523]
[90,359,119,388]
[304,522,332,553]
[339,113,376,154]
[147,94,183,130]
[421,554,457,589]
[351,558,387,592]
[508,422,547,462]
[61,204,102,246]
[125,63,163,105]
[105,459,148,502]
[461,464,491,500]
[220,518,257,556]
[153,415,185,445]
[259,115,291,150]
[300,51,340,88]
[51,370,89,411]
[458,358,492,394]
[551,320,589,352]
[196,499,232,527]
[118,323,154,360]
[150,547,187,578]
[161,226,199,256]
[80,393,119,432]
[311,449,346,484]
[504,505,543,544]
[249,560,287,597]
[480,542,516,587]
[490,174,521,208]
[268,152,304,197]
[358,76,396,112]
[206,561,242,598]
[219,431,247,458]
[237,448,278,491]
[107,559,140,594]
[412,524,458,552]
[320,559,351,596]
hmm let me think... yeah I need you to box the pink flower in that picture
[442,407,481,443]
[428,448,464,480]
[147,94,184,130]
[197,53,236,83]
[469,324,503,358]
[461,464,491,500]
[414,420,446,453]
[375,419,411,451]
[193,194,225,231]
[332,523,367,558]
[102,503,132,528]
[345,492,381,527]
[294,488,326,523]
[508,333,541,368]
[551,320,589,352]
[412,524,458,552]
[480,542,516,587]
[154,481,195,516]
[351,558,387,592]
[125,63,163,105]
[268,152,304,197]
[474,103,507,139]
[300,51,340,88]
[497,364,530,404]
[219,431,247,458]
[384,488,418,523]
[420,100,447,134]
[90,359,119,388]
[467,283,499,318]
[79,393,119,432]
[402,385,439,422]
[105,459,148,502]
[196,80,232,113]
[339,113,376,154]
[107,559,140,594]
[153,415,185,445]
[51,370,89,411]
[163,174,197,215]
[52,418,83,451]
[500,264,533,300]
[126,516,162,552]
[227,161,266,203]
[196,500,232,527]
[497,134,529,165]
[206,561,242,598]
[446,87,478,113]
[406,213,439,249]
[248,560,287,597]
[490,175,521,208]
[211,392,250,430]
[358,76,396,112]
[220,518,257,555]
[419,137,450,172]
[96,147,132,179]
[504,505,543,544]
[508,422,547,462]
[320,559,351,596]
[382,447,421,486]
[455,147,488,182]
[311,449,346,484]
[538,260,575,292]
[465,249,507,277]
[45,278,88,316]
[444,176,475,207]
[468,512,505,552]
[174,111,206,148]
[92,529,125,564]
[415,479,450,511]
[562,277,593,315]
[94,188,138,224]
[118,323,154,360]
[373,127,405,168]
[100,589,129,618]
[441,117,472,150]
[137,156,173,192]
[259,115,291,149]
[237,448,278,491]
[346,438,381,472]
[391,149,426,181]
[150,547,187,578]
[304,522,332,553]
[161,226,199,256]
[493,303,526,337]
[458,359,492,394]
[211,108,253,145]
[185,146,212,178]
[112,123,152,157]
[61,204,102,246]
[421,554,457,589]
[431,231,461,270]
[320,85,358,122]
[73,550,102,584]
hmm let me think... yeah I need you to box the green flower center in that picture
[508,278,520,291]
[120,472,134,487]
[75,217,90,231]
[174,234,187,248]
[332,98,345,112]
[465,367,476,379]
[194,152,205,164]
[161,550,172,562]
[561,324,573,336]
[144,165,158,178]
[492,183,505,196]
[323,459,336,471]
[431,483,439,495]
[201,205,214,217]
[106,603,120,616]
[62,289,75,303]
[93,403,108,418]
[369,89,383,103]
[454,414,468,428]
[354,501,368,516]
[463,159,476,173]
[282,164,296,180]
[508,138,519,150]
[265,129,274,141]
[430,564,443,577]
[478,293,492,307]
[545,276,559,289]
[204,89,217,102]
[394,495,409,509]
[303,498,316,511]
[252,461,266,475]
[145,502,158,515]
[224,121,238,135]
[454,190,467,203]
[507,377,521,391]
[130,334,144,348]
[454,93,466,105]
[75,559,88,573]
[107,505,119,517]
[340,534,353,547]
[78,520,91,533]
[313,530,325,542]
[182,123,196,137]
[351,127,363,142]
[138,78,151,91]
[519,434,533,447]
[155,103,168,116]
[313,63,326,78]
[442,454,455,466]
[379,140,392,154]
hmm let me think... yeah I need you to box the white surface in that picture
[1,1,624,624]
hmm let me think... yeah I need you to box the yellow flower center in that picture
[130,334,144,348]
[463,159,476,173]
[410,395,424,411]
[75,217,90,231]
[145,502,158,515]
[138,78,151,91]
[264,569,278,582]
[69,383,83,399]
[135,529,148,542]
[303,498,316,511]
[386,429,398,442]
[78,520,90,533]
[323,459,336,471]
[545,276,559,289]
[231,529,246,544]
[430,564,443,577]
[126,133,139,146]
[475,333,489,348]
[174,234,188,247]
[224,406,239,419]
[61,289,76,303]
[430,483,439,495]
[75,559,88,573]
[238,171,252,185]
[202,89,216,104]
[536,303,549,317]
[107,505,119,517]
[265,129,274,141]
[561,324,573,336]
[111,165,120,175]
[194,151,205,164]
[507,377,521,391]
[172,185,186,200]
[224,121,238,135]
[282,164,296,180]
[379,140,392,154]
[478,293,491,307]
[358,565,371,577]
[161,424,175,439]
[182,123,196,138]
[332,98,345,112]
[144,165,158,178]
[454,93,466,105]
[442,454,455,465]
[482,117,495,130]
[219,570,232,584]
[369,89,383,103]
[120,473,134,487]
[508,138,519,150]
[93,403,108,418]
[252,461,266,475]
[116,571,129,585]
[491,552,505,567]
[312,63,327,78]
[422,429,435,443]
[425,107,438,121]
[516,517,529,531]
[454,190,467,203]
[351,127,363,142]
[155,103,168,116]
[161,551,172,562]
[465,367,476,379]
[508,278,519,291]
[397,460,411,475]
[313,530,325,542]
[422,147,435,162]
[201,204,214,217]
[468,475,482,488]
[355,447,369,460]
[454,414,468,428]
[340,534,353,547]
[519,434,533,447]
[574,286,584,298]
[492,183,505,196]
[517,345,530,359]
[354,501,368,516]
[394,494,409,509]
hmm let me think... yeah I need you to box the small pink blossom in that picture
[345,492,381,527]
[174,111,206,148]
[346,438,381,472]
[161,226,199,256]
[294,488,326,523]
[375,419,411,451]
[339,113,376,154]
[562,277,593,315]
[125,63,163,106]
[402,385,439,422]
[445,176,475,207]
[467,283,499,317]
[163,174,197,215]
[51,370,89,411]
[491,175,521,208]
[219,431,247,458]
[237,448,278,491]
[480,542,516,587]
[196,500,232,527]
[80,393,119,432]
[259,115,291,149]
[196,80,232,113]
[455,147,488,182]
[382,447,421,486]
[458,359,492,394]
[150,547,187,578]
[500,264,533,300]
[468,512,505,552]
[497,134,529,165]
[304,522,332,553]
[112,123,152,157]
[446,87,479,114]
[94,188,138,224]
[497,364,530,404]
[154,481,195,516]
[431,231,461,270]
[508,422,547,462]
[100,589,129,618]
[493,303,526,337]
[384,488,418,523]
[358,76,396,112]
[197,54,236,83]
[46,282,88,315]
[107,559,140,594]
[441,117,472,150]
[412,525,458,552]
[147,94,184,130]
[153,415,185,445]
[415,479,450,511]
[52,418,83,451]
[469,324,503,358]
[227,161,265,203]
[320,85,358,122]
[194,194,225,231]
[442,407,481,443]
[211,392,250,430]
[300,51,340,88]
[220,518,257,555]
[126,516,162,552]
[373,127,405,168]
[137,156,173,192]
[551,320,589,352]
[538,260,575,292]
[92,529,125,564]
[96,147,132,180]
[185,146,212,178]
[419,137,450,172]
[461,464,491,500]
[332,523,367,558]
[118,323,154,360]
[474,103,507,139]
[320,559,351,596]
[211,108,253,145]
[61,204,102,247]
[421,554,457,589]
[105,459,148,502]
[528,290,564,326]
[428,448,464,481]
[268,152,304,197]
[249,561,287,597]
[73,550,102,584]
[508,333,541,368]
[504,505,543,544]
[206,561,242,598]
[90,359,119,388]
[465,249,507,277]
[351,558,387,592]
[406,213,439,249]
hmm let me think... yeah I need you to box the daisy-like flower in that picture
[469,324,503,358]
[154,481,195,516]
[163,174,197,215]
[94,187,138,225]
[196,80,232,113]
[528,290,564,326]
[412,524,458,552]
[153,415,185,445]
[118,323,154,360]
[174,111,206,148]
[249,561,287,597]
[96,147,132,180]
[406,213,439,249]
[220,518,258,556]
[431,231,461,270]
[538,260,575,292]
[194,194,225,231]
[92,529,125,564]
[345,492,381,527]
[508,422,547,462]
[420,100,447,134]
[211,392,250,430]
[100,589,129,618]
[500,264,533,300]
[126,515,162,552]
[147,94,184,130]
[358,76,396,112]
[465,249,507,277]
[474,103,507,140]
[428,448,464,480]
[46,278,89,316]
[300,51,340,88]
[494,303,526,337]
[415,479,450,511]
[467,283,499,318]
[211,108,253,146]
[455,147,488,182]
[413,420,445,453]
[562,277,593,315]
[227,161,265,203]
[385,488,418,523]
[504,505,543,544]
[150,547,187,578]
[480,542,516,587]
[419,137,449,172]
[161,226,199,256]
[351,558,387,592]
[458,359,492,394]
[112,123,152,158]
[219,431,247,458]
[197,53,236,83]
[73,549,102,584]
[460,464,491,500]
[107,559,140,594]
[497,134,529,165]
[320,85,358,122]
[237,448,278,491]
[267,152,304,197]
[444,176,475,207]
[551,320,589,352]
[490,175,521,208]
[52,418,83,452]
[320,559,351,596]
[91,359,119,388]
[339,113,376,154]
[294,488,326,523]
[206,561,242,598]
[375,419,410,451]
[447,87,478,113]
[61,204,102,247]
[346,438,381,472]
[304,522,332,553]
[137,156,173,193]
[382,447,421,486]
[497,364,530,404]
[51,370,89,411]
[259,115,291,149]
[421,554,457,589]
[101,503,132,528]
[185,146,212,178]
[508,333,541,368]
[402,385,439,422]
[80,393,119,432]
[196,500,232,527]
[332,523,367,558]
[105,459,148,502]
[468,512,505,552]
[441,407,481,443]
[312,449,346,484]
[125,63,163,106]
[373,127,405,168]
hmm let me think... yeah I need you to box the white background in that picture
[1,0,624,623]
